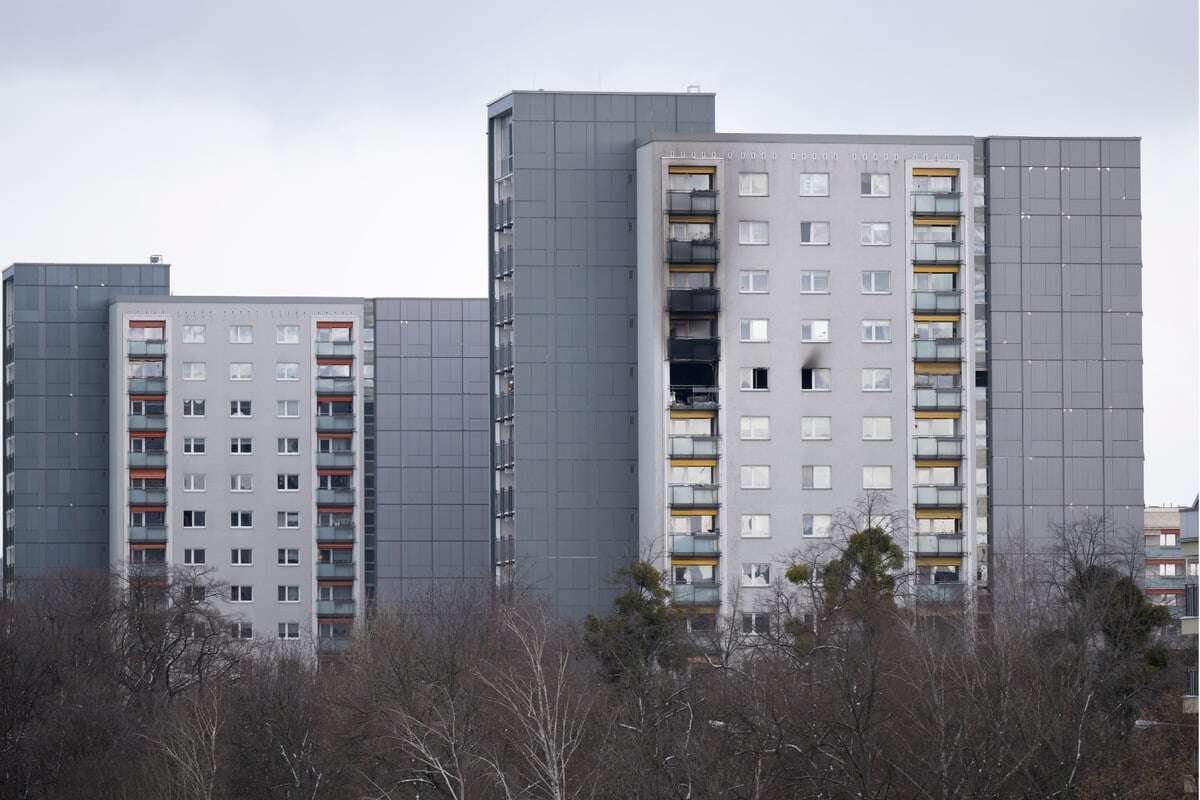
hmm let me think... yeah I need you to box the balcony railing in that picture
[914,535,965,556]
[668,436,719,458]
[913,388,963,409]
[128,340,166,356]
[128,488,167,505]
[495,393,514,421]
[492,246,514,279]
[912,241,963,264]
[493,198,514,230]
[670,535,720,556]
[316,342,355,357]
[495,344,513,372]
[496,154,514,179]
[128,525,168,543]
[317,562,355,579]
[494,293,514,325]
[316,415,355,432]
[128,413,167,432]
[316,377,354,394]
[669,484,719,507]
[127,377,166,394]
[495,487,514,517]
[316,451,356,468]
[666,190,718,215]
[1185,584,1198,617]
[128,562,168,579]
[317,525,355,543]
[317,488,355,505]
[667,288,720,314]
[912,291,962,313]
[668,337,720,362]
[914,582,966,604]
[911,192,962,216]
[495,535,516,564]
[667,239,719,264]
[672,582,720,605]
[128,451,167,468]
[914,485,965,508]
[317,599,357,616]
[669,386,719,410]
[913,436,964,458]
[495,439,515,468]
[318,637,352,654]
[913,338,963,362]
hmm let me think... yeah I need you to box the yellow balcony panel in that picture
[670,409,716,420]
[668,264,717,273]
[913,314,961,323]
[668,215,717,224]
[914,217,960,227]
[673,557,719,567]
[668,165,716,174]
[913,265,959,274]
[914,363,962,375]
[915,509,962,520]
[916,556,963,567]
[916,458,961,468]
[912,167,959,177]
[670,458,718,468]
[671,508,714,517]
[915,410,961,420]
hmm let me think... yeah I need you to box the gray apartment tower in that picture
[488,91,717,618]
[3,262,170,596]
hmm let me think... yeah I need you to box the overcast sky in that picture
[0,0,1196,502]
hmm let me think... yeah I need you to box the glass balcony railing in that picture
[669,386,719,410]
[128,525,168,543]
[913,388,963,409]
[495,344,513,372]
[127,377,167,394]
[668,337,720,361]
[494,294,514,325]
[492,246,514,279]
[912,437,964,458]
[316,451,356,468]
[670,535,720,556]
[317,599,357,616]
[668,436,719,458]
[128,488,167,505]
[317,525,356,543]
[128,414,167,431]
[667,288,720,313]
[914,582,966,604]
[914,485,965,507]
[495,393,514,421]
[912,241,963,263]
[666,190,718,215]
[318,637,352,654]
[672,582,720,605]
[911,192,962,216]
[912,291,962,313]
[316,377,354,394]
[317,562,356,579]
[316,415,355,432]
[913,339,963,362]
[667,239,719,264]
[669,484,719,507]
[128,562,168,579]
[317,489,356,505]
[914,535,965,556]
[316,342,355,357]
[128,451,167,468]
[127,340,166,356]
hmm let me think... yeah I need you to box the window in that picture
[670,271,713,289]
[740,514,771,538]
[182,325,206,343]
[799,221,830,244]
[801,319,830,342]
[1154,563,1180,577]
[183,436,206,454]
[277,474,300,491]
[861,368,893,391]
[277,511,300,529]
[278,622,300,640]
[182,362,206,381]
[183,399,206,417]
[278,548,300,565]
[801,416,832,440]
[183,510,206,528]
[859,223,891,246]
[277,437,300,455]
[1159,532,1179,546]
[229,363,253,381]
[740,466,770,489]
[230,511,253,528]
[742,612,771,635]
[803,514,832,538]
[742,563,771,587]
[738,270,769,293]
[278,585,300,603]
[739,367,769,391]
[861,319,892,342]
[230,437,253,455]
[738,172,768,196]
[739,416,770,440]
[183,585,206,603]
[802,465,832,490]
[276,400,300,418]
[317,363,351,379]
[738,220,769,245]
[799,270,830,293]
[276,325,300,344]
[275,362,300,381]
[183,473,206,492]
[230,474,253,492]
[228,325,253,344]
[801,368,831,391]
[863,466,893,490]
[740,319,769,342]
[183,548,205,565]
[230,622,253,639]
[861,173,891,197]
[230,548,253,566]
[229,400,252,417]
[862,417,893,440]
[670,221,713,241]
[229,586,253,603]
[861,270,891,294]
[798,173,829,196]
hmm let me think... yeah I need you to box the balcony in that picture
[128,413,167,432]
[128,451,167,468]
[672,582,720,605]
[316,377,354,394]
[316,341,355,357]
[495,393,514,421]
[316,451,356,468]
[495,535,516,564]
[913,388,963,410]
[668,337,720,362]
[492,246,514,279]
[669,386,719,410]
[912,291,962,313]
[669,484,719,508]
[317,488,355,505]
[666,239,719,264]
[914,535,965,557]
[495,439,515,469]
[914,582,966,604]
[316,415,355,432]
[318,637,352,655]
[317,562,356,579]
[670,535,720,557]
[128,340,166,357]
[668,436,719,458]
[493,198,514,230]
[128,377,166,394]
[911,192,962,216]
[913,339,963,362]
[128,488,167,505]
[317,599,357,616]
[494,293,514,325]
[914,485,965,508]
[1185,584,1198,617]
[128,562,168,580]
[667,288,720,314]
[913,437,964,459]
[128,525,168,543]
[495,487,514,517]
[666,190,718,215]
[317,525,355,543]
[495,344,513,373]
[912,241,963,264]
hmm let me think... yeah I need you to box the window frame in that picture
[737,172,769,197]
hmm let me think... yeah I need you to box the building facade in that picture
[1180,497,1197,713]
[1143,505,1187,617]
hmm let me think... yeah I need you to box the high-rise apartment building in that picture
[1143,505,1187,618]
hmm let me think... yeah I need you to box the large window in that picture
[799,221,830,245]
[228,325,254,344]
[277,437,300,455]
[739,367,769,391]
[801,368,831,391]
[798,173,829,196]
[741,563,771,587]
[738,221,770,245]
[801,319,830,342]
[229,400,252,417]
[861,319,892,342]
[861,368,892,392]
[740,466,771,489]
[183,473,206,492]
[739,319,769,342]
[276,400,300,418]
[738,172,768,196]
[182,325,206,343]
[861,173,891,197]
[181,362,206,381]
[182,510,206,528]
[183,437,206,454]
[859,222,891,246]
[230,511,253,529]
[861,270,892,294]
[276,325,300,344]
[862,416,893,440]
[801,416,832,440]
[738,270,769,293]
[230,548,253,565]
[275,363,300,381]
[862,466,893,490]
[802,465,832,490]
[230,437,253,455]
[739,416,770,440]
[800,270,830,293]
[230,474,253,492]
[229,363,253,381]
[183,399,206,417]
[803,514,832,538]
[740,514,771,538]
[229,586,253,603]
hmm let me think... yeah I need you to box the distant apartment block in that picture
[1143,505,1188,617]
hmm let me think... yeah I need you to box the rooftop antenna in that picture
[148,254,163,264]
